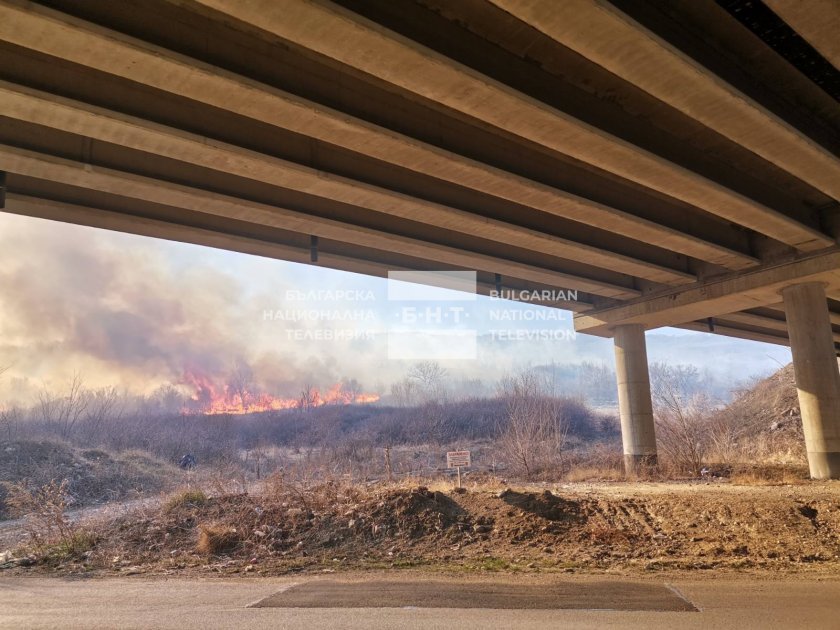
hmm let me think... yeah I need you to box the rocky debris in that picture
[0,550,34,569]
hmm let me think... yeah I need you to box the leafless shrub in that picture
[651,364,711,475]
[37,372,90,439]
[80,386,126,443]
[0,406,22,442]
[6,479,78,548]
[497,369,569,479]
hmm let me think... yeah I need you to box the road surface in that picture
[1,574,838,629]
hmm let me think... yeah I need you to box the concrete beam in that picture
[0,4,759,270]
[716,311,788,334]
[575,249,840,334]
[613,324,657,473]
[490,0,840,202]
[5,194,595,310]
[0,83,691,287]
[681,306,840,347]
[0,148,636,299]
[762,301,840,329]
[765,0,840,69]
[677,321,789,347]
[713,314,840,345]
[184,0,833,251]
[2,194,371,275]
[783,282,840,479]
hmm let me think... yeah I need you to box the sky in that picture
[0,213,792,406]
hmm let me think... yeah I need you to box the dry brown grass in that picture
[0,440,175,519]
[162,489,208,514]
[196,524,240,556]
[564,466,624,482]
[6,479,75,543]
[5,478,98,565]
[729,464,810,486]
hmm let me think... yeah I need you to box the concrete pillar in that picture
[613,323,657,474]
[782,282,840,479]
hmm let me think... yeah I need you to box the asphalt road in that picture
[1,575,838,629]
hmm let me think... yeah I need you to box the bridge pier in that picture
[613,323,658,474]
[782,282,840,479]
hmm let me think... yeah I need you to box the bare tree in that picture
[497,369,569,479]
[406,362,451,444]
[243,439,270,480]
[341,378,362,403]
[38,372,90,439]
[81,386,126,443]
[390,379,417,407]
[0,365,17,440]
[651,363,709,475]
[228,360,254,409]
[298,383,318,411]
[0,406,21,441]
[408,361,448,403]
[577,361,617,404]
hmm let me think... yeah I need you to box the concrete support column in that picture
[613,323,657,474]
[782,282,840,479]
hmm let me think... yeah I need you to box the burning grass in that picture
[181,372,380,415]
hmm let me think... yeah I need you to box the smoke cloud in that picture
[0,213,791,407]
[0,214,385,405]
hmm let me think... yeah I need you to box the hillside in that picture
[0,440,176,519]
[711,364,806,467]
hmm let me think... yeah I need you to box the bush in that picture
[39,529,97,565]
[163,489,208,513]
[196,524,239,555]
[6,479,98,564]
[497,370,571,479]
[6,479,75,543]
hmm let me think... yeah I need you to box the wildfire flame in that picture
[181,371,379,415]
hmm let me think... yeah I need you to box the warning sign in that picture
[446,450,471,468]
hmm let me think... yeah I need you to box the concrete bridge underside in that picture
[0,0,839,476]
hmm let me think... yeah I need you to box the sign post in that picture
[446,450,471,488]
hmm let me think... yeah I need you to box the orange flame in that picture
[180,371,379,415]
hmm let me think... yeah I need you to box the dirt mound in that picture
[0,440,175,519]
[363,487,468,538]
[704,364,807,466]
[497,488,581,522]
[725,364,800,433]
[6,481,839,576]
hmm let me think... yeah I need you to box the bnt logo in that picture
[386,270,477,360]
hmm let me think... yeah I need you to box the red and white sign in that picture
[446,450,471,468]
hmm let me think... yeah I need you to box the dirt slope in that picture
[0,440,175,519]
